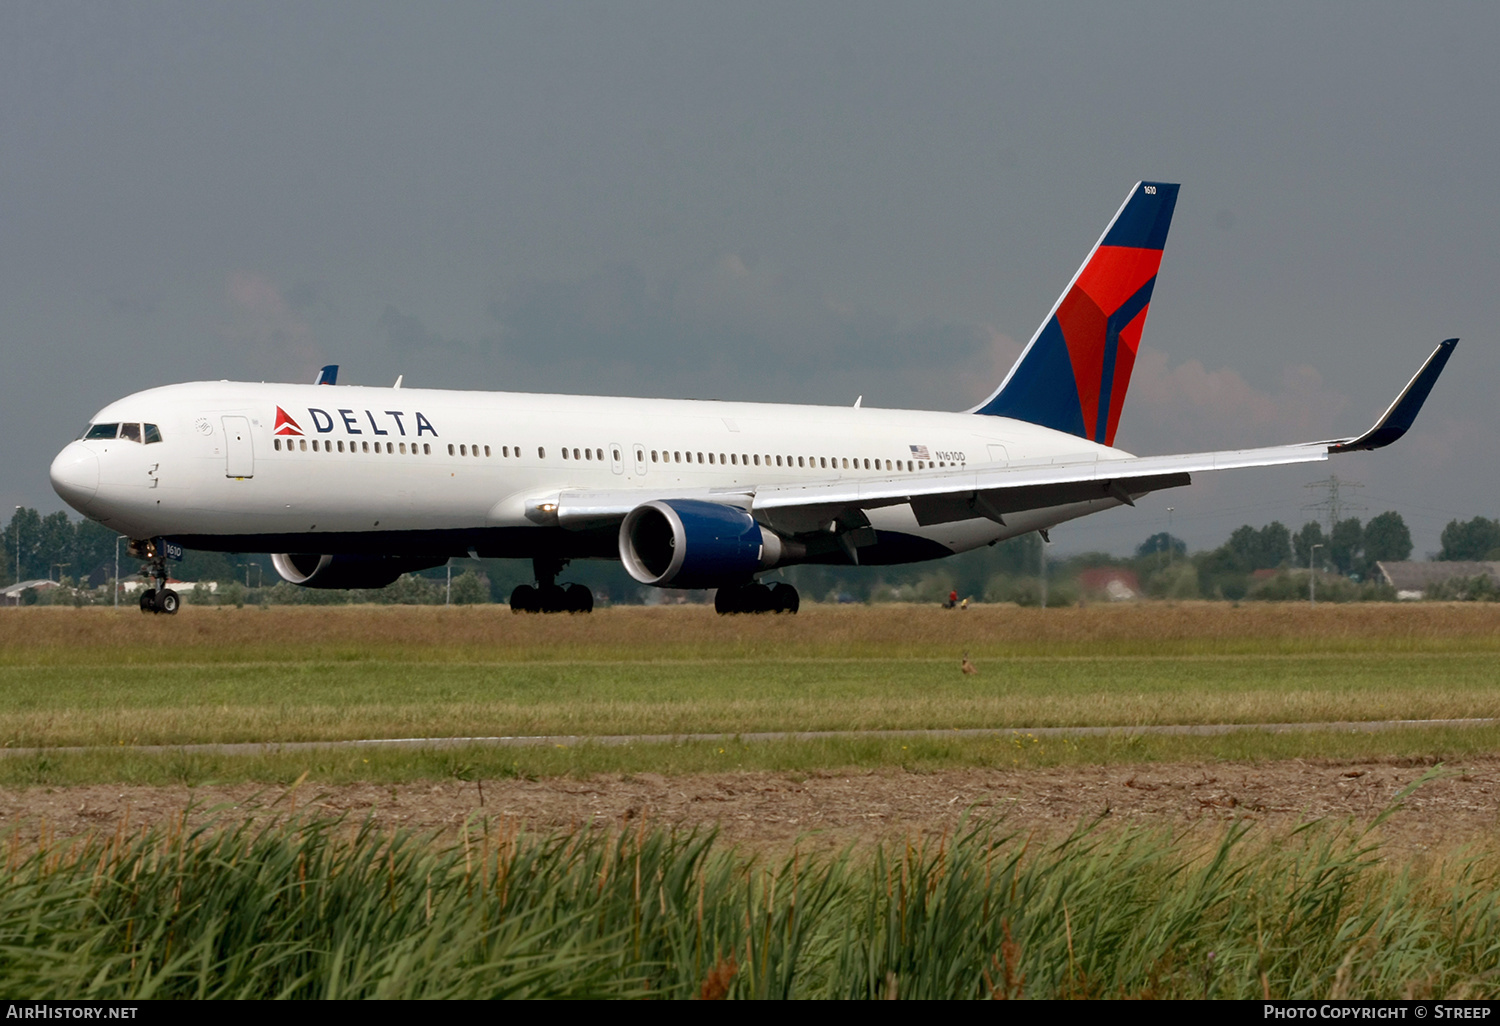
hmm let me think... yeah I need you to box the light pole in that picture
[1166,508,1175,566]
[114,535,120,608]
[446,563,452,606]
[13,506,20,587]
[51,563,69,584]
[1309,543,1324,605]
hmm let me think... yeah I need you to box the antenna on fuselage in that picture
[393,375,403,389]
[853,395,863,408]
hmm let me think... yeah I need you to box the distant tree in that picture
[1220,522,1290,573]
[35,512,73,579]
[1135,532,1186,561]
[1293,521,1326,569]
[1328,518,1364,576]
[448,570,489,604]
[1257,522,1292,569]
[1223,525,1260,573]
[1439,517,1500,561]
[72,519,119,585]
[1362,511,1413,567]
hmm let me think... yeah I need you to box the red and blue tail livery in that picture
[972,181,1179,446]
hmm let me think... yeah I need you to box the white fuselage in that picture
[50,380,1132,564]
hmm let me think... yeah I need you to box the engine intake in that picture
[271,553,447,590]
[619,499,782,589]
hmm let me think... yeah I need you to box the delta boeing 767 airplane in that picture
[49,183,1456,615]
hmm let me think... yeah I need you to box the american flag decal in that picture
[909,444,930,460]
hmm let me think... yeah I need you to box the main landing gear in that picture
[134,547,179,615]
[510,556,594,614]
[714,581,799,615]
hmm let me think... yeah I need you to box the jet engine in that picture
[271,553,448,590]
[619,499,784,589]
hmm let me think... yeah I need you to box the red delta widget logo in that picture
[273,406,438,438]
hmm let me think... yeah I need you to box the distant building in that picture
[1077,567,1140,601]
[1,579,62,606]
[1375,561,1500,600]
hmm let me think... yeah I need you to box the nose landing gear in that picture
[510,557,594,614]
[129,540,180,615]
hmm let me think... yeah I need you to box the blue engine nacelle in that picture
[271,552,448,590]
[619,499,784,589]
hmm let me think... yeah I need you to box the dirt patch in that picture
[3,756,1497,855]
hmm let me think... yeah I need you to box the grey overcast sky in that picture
[2,2,1495,557]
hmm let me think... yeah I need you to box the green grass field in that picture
[5,605,1500,998]
[1,603,1497,783]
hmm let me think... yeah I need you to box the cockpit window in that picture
[84,423,119,440]
[120,423,142,443]
[144,424,162,444]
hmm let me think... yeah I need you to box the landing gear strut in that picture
[510,556,594,614]
[714,580,799,615]
[133,545,179,615]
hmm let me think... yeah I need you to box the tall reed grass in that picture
[3,781,1496,998]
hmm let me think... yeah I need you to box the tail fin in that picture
[971,181,1179,446]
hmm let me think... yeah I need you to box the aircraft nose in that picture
[50,444,99,513]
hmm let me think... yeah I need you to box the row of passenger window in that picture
[274,437,432,455]
[82,423,163,444]
[649,450,946,472]
[271,435,948,474]
[273,438,530,459]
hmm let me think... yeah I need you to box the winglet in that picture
[313,365,339,386]
[1329,339,1457,453]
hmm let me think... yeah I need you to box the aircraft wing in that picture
[553,338,1456,533]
